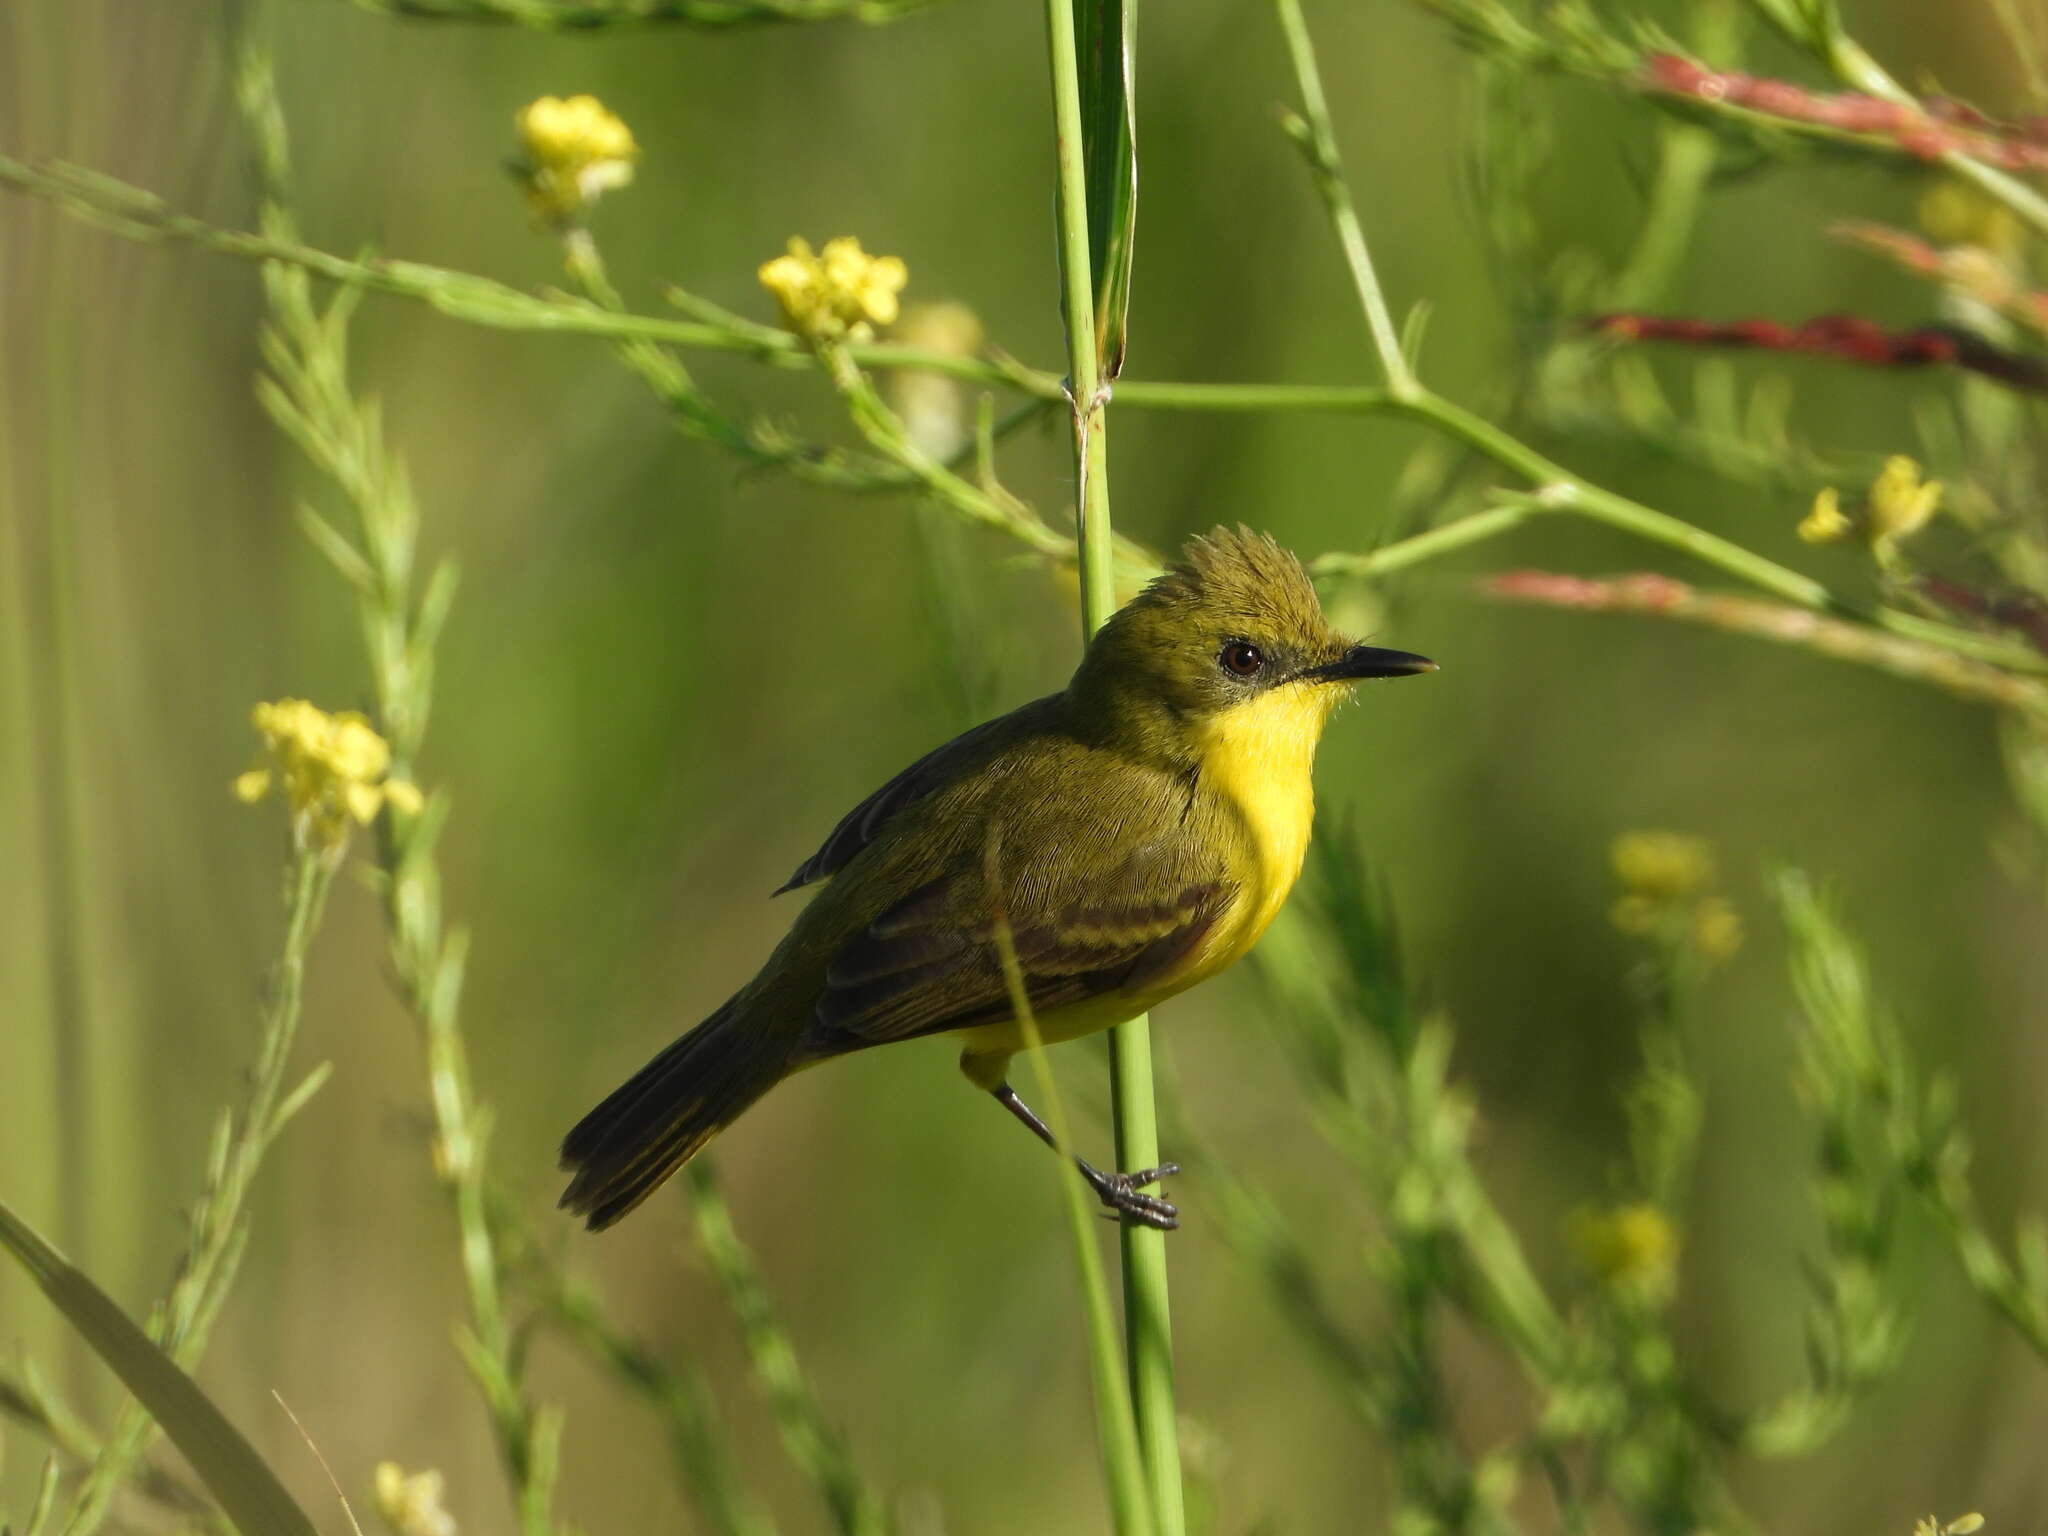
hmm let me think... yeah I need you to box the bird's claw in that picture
[1082,1161,1181,1231]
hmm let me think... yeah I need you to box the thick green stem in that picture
[1044,1,1181,1531]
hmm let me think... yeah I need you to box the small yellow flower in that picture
[1798,485,1850,544]
[1914,1516,1986,1536]
[1611,831,1713,903]
[1804,457,1945,563]
[759,236,908,342]
[1608,894,1662,936]
[234,698,421,853]
[374,1463,457,1536]
[1867,454,1943,543]
[1569,1202,1677,1298]
[513,94,637,223]
[1919,179,2021,257]
[1690,897,1743,962]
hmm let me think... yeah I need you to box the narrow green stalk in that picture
[1272,0,1416,395]
[1610,2,1732,312]
[684,1164,888,1536]
[986,863,1154,1536]
[1610,118,1717,312]
[1802,22,2048,240]
[24,1457,61,1536]
[1309,501,1541,581]
[345,0,941,25]
[1040,0,1187,1531]
[1383,394,2048,678]
[1043,2,1182,1530]
[233,20,560,1531]
[11,118,2044,695]
[66,846,336,1536]
[535,1280,772,1536]
[1114,380,1391,411]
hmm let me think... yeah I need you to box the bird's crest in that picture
[1125,525,1331,656]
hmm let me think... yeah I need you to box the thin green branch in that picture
[1741,0,2048,239]
[9,140,2044,694]
[1310,501,1541,582]
[232,23,562,1533]
[1255,3,2048,684]
[527,1271,772,1536]
[1610,116,1719,313]
[1271,0,1416,394]
[0,151,1068,393]
[683,1165,889,1536]
[343,0,940,25]
[65,847,336,1536]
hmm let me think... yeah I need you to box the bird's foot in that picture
[1078,1159,1181,1231]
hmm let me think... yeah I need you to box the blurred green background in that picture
[5,1,2047,1530]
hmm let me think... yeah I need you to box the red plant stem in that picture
[1587,311,2048,398]
[1643,52,2048,171]
[1484,569,2048,713]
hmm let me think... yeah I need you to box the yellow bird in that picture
[560,527,1435,1230]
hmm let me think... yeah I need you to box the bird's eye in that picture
[1219,640,1265,678]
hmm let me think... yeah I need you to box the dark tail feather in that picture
[560,1001,793,1231]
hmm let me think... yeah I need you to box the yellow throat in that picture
[1191,681,1338,952]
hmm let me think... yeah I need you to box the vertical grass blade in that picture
[0,1198,318,1536]
[1075,0,1137,379]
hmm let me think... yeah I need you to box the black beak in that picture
[1298,644,1438,684]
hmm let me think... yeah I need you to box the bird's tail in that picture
[560,999,794,1231]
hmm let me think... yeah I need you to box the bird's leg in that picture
[991,1082,1180,1231]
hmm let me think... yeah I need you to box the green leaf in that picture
[0,1198,318,1536]
[1076,0,1137,378]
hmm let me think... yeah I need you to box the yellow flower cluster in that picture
[234,699,421,851]
[1609,830,1742,962]
[1568,1202,1677,1299]
[514,94,637,223]
[759,236,908,342]
[1800,456,1943,563]
[373,1463,457,1536]
[1611,830,1712,901]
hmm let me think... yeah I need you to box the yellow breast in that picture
[1186,682,1333,971]
[951,683,1335,1067]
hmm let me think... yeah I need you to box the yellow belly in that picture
[956,683,1331,1072]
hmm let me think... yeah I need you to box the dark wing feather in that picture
[775,713,1023,895]
[810,865,1231,1052]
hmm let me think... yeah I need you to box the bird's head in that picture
[1071,526,1435,749]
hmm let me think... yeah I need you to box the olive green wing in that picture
[808,844,1234,1052]
[776,704,1055,896]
